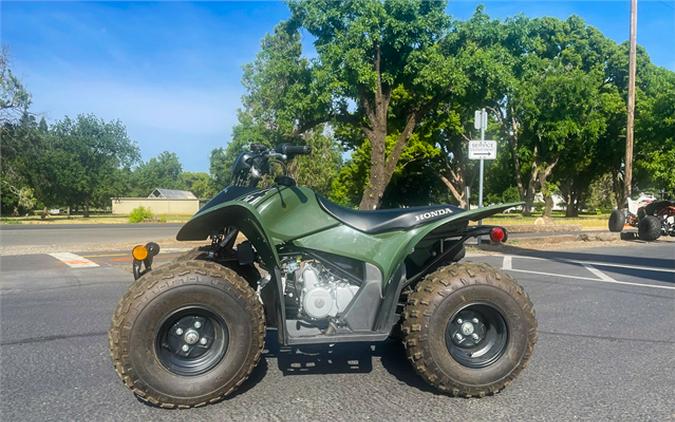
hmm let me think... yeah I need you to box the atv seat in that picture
[317,195,463,234]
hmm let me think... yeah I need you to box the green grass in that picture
[482,212,609,228]
[0,213,191,225]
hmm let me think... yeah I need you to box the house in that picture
[148,188,197,200]
[112,188,199,215]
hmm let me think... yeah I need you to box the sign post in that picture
[470,109,497,243]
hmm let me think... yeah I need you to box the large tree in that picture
[211,21,341,195]
[131,151,184,196]
[181,171,216,199]
[0,113,45,214]
[0,49,31,124]
[288,0,462,209]
[44,115,139,214]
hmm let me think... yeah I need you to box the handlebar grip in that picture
[276,144,311,156]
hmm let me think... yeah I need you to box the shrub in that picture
[128,206,154,223]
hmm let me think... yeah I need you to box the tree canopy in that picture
[2,7,674,217]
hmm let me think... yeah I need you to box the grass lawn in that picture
[0,214,192,225]
[482,212,609,229]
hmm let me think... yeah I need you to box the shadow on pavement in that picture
[260,330,436,393]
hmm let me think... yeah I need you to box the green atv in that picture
[109,144,537,408]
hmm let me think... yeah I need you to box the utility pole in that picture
[478,108,486,213]
[624,0,637,204]
[472,108,489,244]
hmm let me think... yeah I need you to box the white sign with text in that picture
[468,140,497,160]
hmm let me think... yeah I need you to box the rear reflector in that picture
[490,227,506,243]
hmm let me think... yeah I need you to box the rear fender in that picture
[408,202,522,245]
[398,202,522,272]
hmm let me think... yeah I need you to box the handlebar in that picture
[231,143,311,188]
[275,143,311,156]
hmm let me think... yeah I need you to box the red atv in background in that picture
[609,196,675,241]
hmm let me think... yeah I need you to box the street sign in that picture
[468,140,497,160]
[474,109,488,130]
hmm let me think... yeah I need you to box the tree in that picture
[290,130,342,196]
[45,115,139,214]
[213,20,341,194]
[287,0,463,209]
[419,8,517,208]
[633,66,675,196]
[0,113,45,214]
[181,172,216,199]
[0,52,37,214]
[131,151,184,196]
[209,147,232,189]
[0,49,31,124]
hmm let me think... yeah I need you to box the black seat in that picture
[317,195,463,234]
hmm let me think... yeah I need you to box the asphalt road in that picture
[1,242,674,421]
[0,223,183,248]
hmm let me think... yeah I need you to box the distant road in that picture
[0,223,183,248]
[0,222,604,252]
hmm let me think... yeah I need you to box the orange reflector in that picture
[132,245,149,261]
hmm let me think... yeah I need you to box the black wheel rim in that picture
[155,306,228,376]
[445,303,508,368]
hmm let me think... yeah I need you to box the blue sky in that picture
[2,1,674,172]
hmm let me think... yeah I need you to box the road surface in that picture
[0,223,183,249]
[1,241,673,421]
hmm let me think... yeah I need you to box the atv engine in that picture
[282,258,360,321]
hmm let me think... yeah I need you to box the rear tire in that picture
[402,263,537,397]
[109,260,265,408]
[608,209,625,232]
[638,215,661,241]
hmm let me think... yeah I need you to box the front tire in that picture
[109,260,265,408]
[638,215,661,241]
[608,209,625,232]
[402,263,537,397]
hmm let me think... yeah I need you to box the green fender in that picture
[176,202,280,270]
[392,202,524,279]
[293,202,523,285]
[409,202,523,244]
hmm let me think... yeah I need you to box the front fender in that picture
[176,202,280,269]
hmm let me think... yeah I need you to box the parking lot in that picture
[1,240,673,421]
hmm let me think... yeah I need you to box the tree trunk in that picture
[541,178,553,218]
[359,44,389,210]
[537,157,559,218]
[360,131,387,210]
[565,196,579,217]
[499,106,527,206]
[522,165,539,217]
[440,173,466,208]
